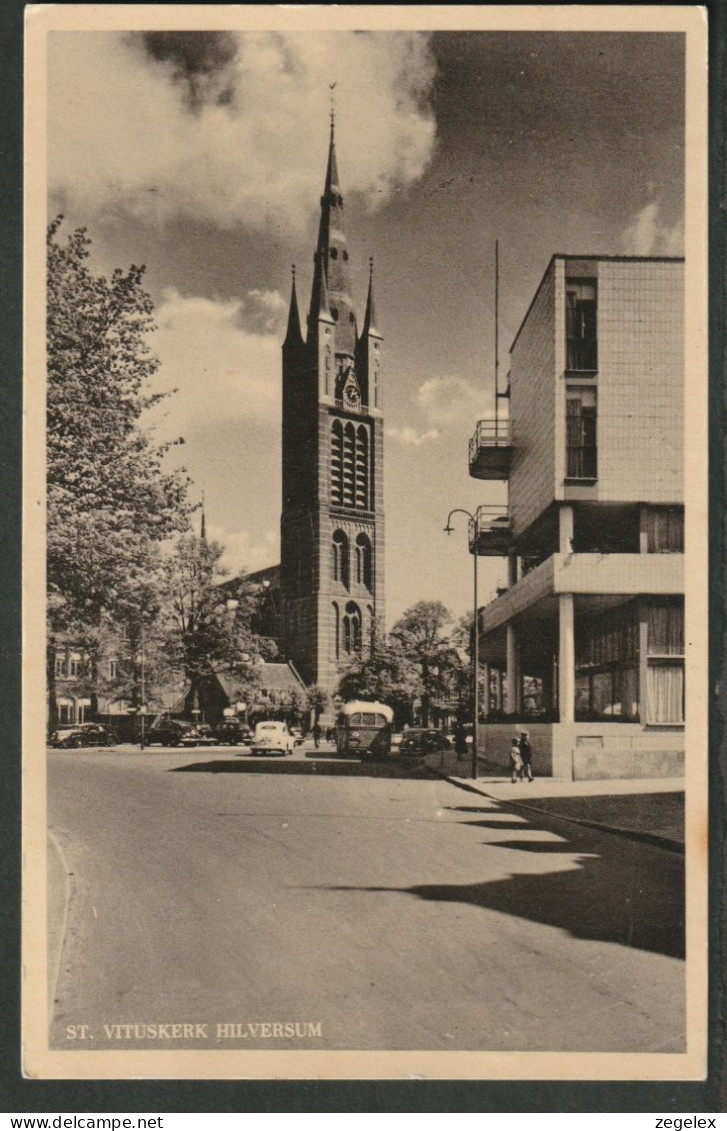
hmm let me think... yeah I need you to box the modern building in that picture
[279,118,385,693]
[469,255,684,780]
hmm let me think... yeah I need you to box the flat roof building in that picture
[469,255,684,780]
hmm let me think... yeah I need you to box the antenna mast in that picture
[494,240,499,436]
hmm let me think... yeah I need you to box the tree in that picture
[390,601,458,725]
[46,217,192,727]
[337,625,419,727]
[306,685,329,727]
[158,533,265,719]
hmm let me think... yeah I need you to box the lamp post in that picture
[444,508,480,780]
[139,618,146,750]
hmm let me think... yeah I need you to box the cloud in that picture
[205,522,279,576]
[386,375,488,448]
[418,375,490,428]
[48,30,437,231]
[621,202,684,256]
[146,287,282,437]
[386,424,440,447]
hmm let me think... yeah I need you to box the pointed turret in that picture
[283,265,304,349]
[307,113,357,355]
[361,257,382,339]
[356,257,384,412]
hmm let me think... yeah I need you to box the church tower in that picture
[280,117,385,693]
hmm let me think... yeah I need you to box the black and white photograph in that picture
[23,4,708,1081]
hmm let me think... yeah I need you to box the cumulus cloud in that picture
[48,30,437,231]
[147,287,282,437]
[621,202,684,256]
[386,424,440,447]
[417,375,489,428]
[205,522,279,576]
[386,375,488,448]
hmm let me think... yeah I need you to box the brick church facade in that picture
[274,119,385,694]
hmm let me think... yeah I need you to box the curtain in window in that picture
[566,398,583,477]
[566,392,597,479]
[566,282,597,370]
[646,662,684,723]
[645,507,684,552]
[647,602,684,655]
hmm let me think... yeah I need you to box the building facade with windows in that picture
[279,120,385,692]
[470,255,684,779]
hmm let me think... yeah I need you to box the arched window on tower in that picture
[355,533,373,591]
[342,422,356,507]
[332,530,350,589]
[331,420,343,505]
[332,601,340,660]
[355,425,369,509]
[342,601,362,656]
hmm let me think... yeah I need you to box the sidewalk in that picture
[425,751,685,852]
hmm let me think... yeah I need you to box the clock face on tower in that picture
[337,359,361,410]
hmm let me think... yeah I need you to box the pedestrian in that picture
[509,737,523,783]
[312,721,321,748]
[520,730,533,782]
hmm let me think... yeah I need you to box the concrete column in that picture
[507,552,518,587]
[558,594,575,723]
[639,506,650,553]
[638,599,649,723]
[482,662,491,718]
[559,504,574,554]
[494,668,503,711]
[506,624,518,715]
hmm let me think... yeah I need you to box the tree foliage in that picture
[389,600,463,725]
[158,534,265,710]
[47,217,192,635]
[337,624,419,726]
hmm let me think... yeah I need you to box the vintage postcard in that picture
[23,5,708,1081]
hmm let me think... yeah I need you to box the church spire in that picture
[283,264,304,348]
[200,494,207,543]
[307,109,356,353]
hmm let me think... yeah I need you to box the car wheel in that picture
[71,736,84,748]
[105,734,117,747]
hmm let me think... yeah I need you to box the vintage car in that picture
[251,721,295,755]
[144,720,201,747]
[49,723,118,749]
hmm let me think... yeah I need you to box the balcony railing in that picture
[469,505,511,556]
[468,417,512,481]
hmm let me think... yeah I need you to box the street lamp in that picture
[444,508,480,780]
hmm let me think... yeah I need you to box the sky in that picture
[47,28,685,624]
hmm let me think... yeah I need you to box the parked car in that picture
[194,724,218,746]
[49,723,118,749]
[397,728,450,759]
[145,720,201,747]
[251,720,295,755]
[290,727,305,746]
[213,720,247,746]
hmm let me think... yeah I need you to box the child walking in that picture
[509,737,523,783]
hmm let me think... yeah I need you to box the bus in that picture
[335,701,394,760]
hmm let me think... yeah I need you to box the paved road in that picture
[47,744,685,1052]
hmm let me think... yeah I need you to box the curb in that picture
[426,765,685,855]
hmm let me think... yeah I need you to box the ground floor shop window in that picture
[575,602,638,720]
[646,660,684,724]
[575,663,638,720]
[646,599,684,723]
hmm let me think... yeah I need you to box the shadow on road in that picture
[302,802,685,960]
[170,757,429,780]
